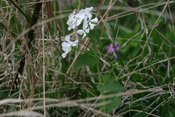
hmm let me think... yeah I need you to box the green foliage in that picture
[97,75,126,113]
[87,29,101,43]
[97,75,126,92]
[1,0,175,116]
[73,51,100,71]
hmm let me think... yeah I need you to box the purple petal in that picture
[106,43,120,59]
[106,43,114,53]
[106,43,112,50]
[114,43,120,50]
[114,51,118,59]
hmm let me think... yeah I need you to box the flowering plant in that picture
[61,35,78,58]
[106,43,120,59]
[61,7,98,58]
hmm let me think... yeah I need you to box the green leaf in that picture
[97,80,125,92]
[8,90,26,98]
[73,51,100,71]
[97,75,126,113]
[100,97,121,113]
[87,29,101,44]
[97,75,126,92]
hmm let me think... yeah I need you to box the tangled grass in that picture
[0,0,175,116]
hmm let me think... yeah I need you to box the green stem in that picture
[97,64,102,84]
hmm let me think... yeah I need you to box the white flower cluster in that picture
[61,35,78,58]
[61,7,98,58]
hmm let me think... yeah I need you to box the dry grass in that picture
[0,0,175,116]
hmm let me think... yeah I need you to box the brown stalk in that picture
[11,1,42,93]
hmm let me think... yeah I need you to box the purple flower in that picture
[106,43,120,59]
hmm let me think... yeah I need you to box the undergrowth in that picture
[0,0,175,116]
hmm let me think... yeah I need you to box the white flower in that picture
[67,10,77,31]
[62,52,67,58]
[66,7,94,31]
[77,20,90,39]
[77,17,98,39]
[67,10,84,31]
[77,28,90,39]
[63,7,98,57]
[61,35,78,58]
[89,17,98,30]
[83,19,89,30]
[78,7,93,21]
[66,7,98,39]
[82,17,98,30]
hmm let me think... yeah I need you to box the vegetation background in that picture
[0,0,175,116]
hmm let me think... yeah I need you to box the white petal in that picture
[65,43,72,47]
[85,28,90,33]
[82,32,86,39]
[67,13,77,30]
[91,17,98,23]
[89,6,93,11]
[76,18,83,26]
[70,23,76,30]
[86,13,92,20]
[62,42,67,47]
[68,10,76,19]
[75,12,85,26]
[84,7,93,12]
[72,40,78,46]
[78,9,84,14]
[72,10,76,15]
[68,27,72,31]
[77,30,84,35]
[83,20,88,30]
[62,53,67,58]
[84,15,88,21]
[63,46,71,53]
[62,46,68,51]
[76,13,84,20]
[89,23,95,30]
[68,22,76,30]
[65,35,70,42]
